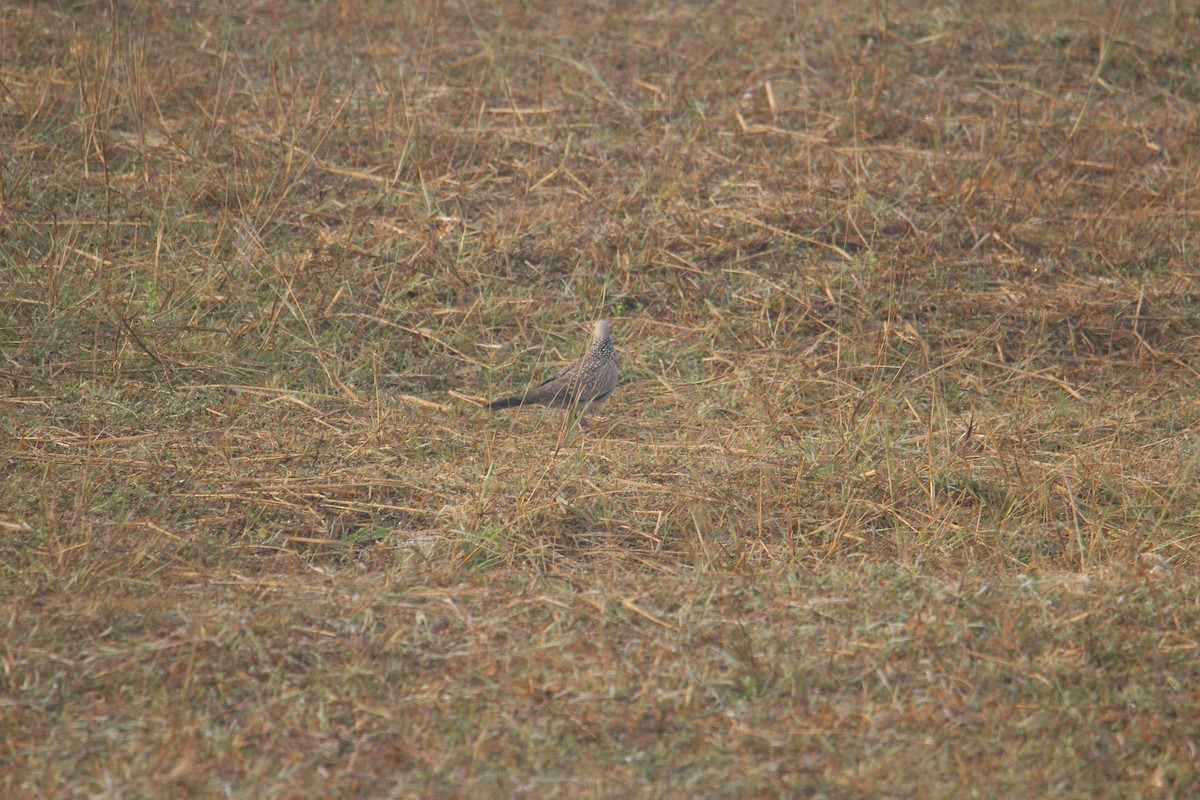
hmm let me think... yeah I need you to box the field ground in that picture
[3,1,1200,796]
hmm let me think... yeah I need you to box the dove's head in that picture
[589,320,615,358]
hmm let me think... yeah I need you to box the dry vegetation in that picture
[3,0,1200,796]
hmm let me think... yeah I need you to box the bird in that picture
[486,320,619,426]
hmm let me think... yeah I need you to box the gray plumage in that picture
[486,320,619,416]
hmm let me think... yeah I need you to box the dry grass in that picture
[3,0,1200,796]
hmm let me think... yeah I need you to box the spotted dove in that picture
[486,320,619,422]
